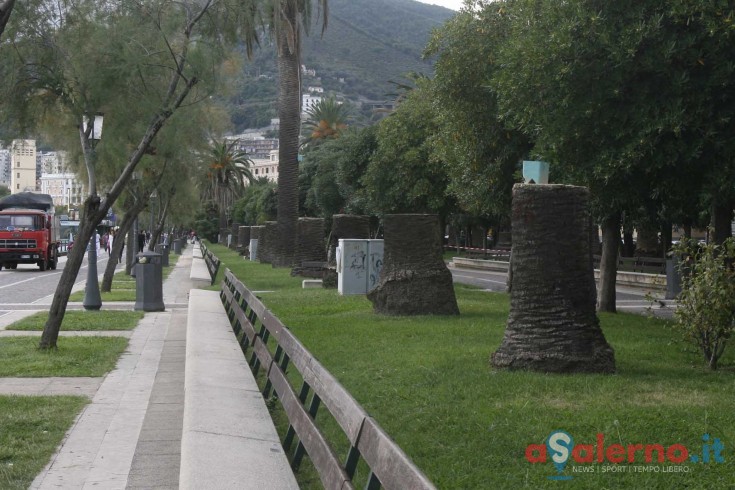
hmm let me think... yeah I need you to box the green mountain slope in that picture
[229,0,455,131]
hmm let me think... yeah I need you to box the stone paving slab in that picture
[30,309,170,490]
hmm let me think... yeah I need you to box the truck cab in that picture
[0,194,60,271]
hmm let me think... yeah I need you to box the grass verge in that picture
[5,310,143,331]
[0,337,128,377]
[69,253,180,301]
[0,395,88,490]
[206,243,735,489]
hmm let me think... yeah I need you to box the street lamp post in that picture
[83,113,103,311]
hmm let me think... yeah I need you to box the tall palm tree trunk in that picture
[273,21,301,268]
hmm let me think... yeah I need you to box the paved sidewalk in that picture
[28,247,197,489]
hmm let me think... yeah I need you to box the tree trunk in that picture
[126,216,138,275]
[238,226,251,255]
[295,218,326,265]
[491,184,615,374]
[660,221,672,256]
[622,229,635,257]
[230,222,241,250]
[259,221,278,264]
[40,195,104,348]
[149,198,169,252]
[367,214,459,316]
[712,197,734,245]
[597,214,621,313]
[327,214,370,266]
[0,0,16,41]
[272,18,302,268]
[102,201,145,292]
[635,225,659,257]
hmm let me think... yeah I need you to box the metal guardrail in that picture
[220,269,436,490]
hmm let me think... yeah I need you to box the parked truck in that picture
[0,192,60,271]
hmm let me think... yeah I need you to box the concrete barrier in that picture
[180,289,298,490]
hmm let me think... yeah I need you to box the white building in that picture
[302,94,322,117]
[38,151,69,174]
[39,173,86,209]
[250,150,279,183]
[10,139,37,193]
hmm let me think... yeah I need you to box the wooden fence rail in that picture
[199,241,221,285]
[220,268,436,490]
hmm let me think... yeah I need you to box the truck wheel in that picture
[39,258,48,271]
[50,248,58,270]
[9,263,17,270]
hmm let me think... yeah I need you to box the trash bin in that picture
[155,244,170,266]
[173,239,182,255]
[135,251,165,312]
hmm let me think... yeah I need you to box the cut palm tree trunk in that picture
[492,184,615,373]
[367,214,459,316]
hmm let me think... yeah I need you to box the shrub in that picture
[673,237,735,370]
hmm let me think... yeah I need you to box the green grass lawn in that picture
[0,395,88,490]
[6,310,143,331]
[205,243,735,489]
[69,254,179,302]
[0,337,129,377]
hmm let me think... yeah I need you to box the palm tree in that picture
[266,0,328,267]
[199,139,254,228]
[302,96,349,147]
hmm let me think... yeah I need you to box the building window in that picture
[265,168,269,174]
[16,183,20,189]
[17,172,20,178]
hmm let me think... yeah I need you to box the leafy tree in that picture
[362,83,454,219]
[299,124,377,219]
[1,0,255,348]
[0,184,9,199]
[491,0,735,311]
[193,203,220,243]
[426,2,530,227]
[232,178,278,225]
[674,237,735,370]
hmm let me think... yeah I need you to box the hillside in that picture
[228,0,456,131]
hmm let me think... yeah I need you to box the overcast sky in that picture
[417,0,463,11]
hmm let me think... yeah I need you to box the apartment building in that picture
[10,139,37,193]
